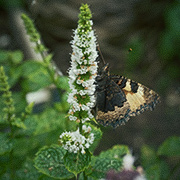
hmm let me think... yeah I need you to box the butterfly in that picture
[94,63,160,128]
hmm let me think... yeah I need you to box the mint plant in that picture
[34,4,132,179]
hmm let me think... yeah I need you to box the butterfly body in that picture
[95,64,160,128]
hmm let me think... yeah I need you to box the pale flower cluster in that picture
[123,153,135,170]
[67,21,98,122]
[123,154,147,180]
[59,125,94,154]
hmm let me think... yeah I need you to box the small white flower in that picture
[69,115,77,121]
[59,125,94,154]
[68,22,98,121]
[81,117,90,123]
[85,143,90,148]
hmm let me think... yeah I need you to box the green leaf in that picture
[19,115,37,136]
[10,50,23,64]
[12,92,27,114]
[33,108,66,135]
[99,145,130,159]
[13,130,62,158]
[0,50,23,64]
[86,123,102,153]
[44,54,53,64]
[87,156,123,179]
[141,145,159,168]
[165,3,180,34]
[64,149,91,177]
[57,76,69,91]
[9,66,22,86]
[21,61,51,92]
[86,145,130,179]
[13,137,37,157]
[86,145,129,179]
[0,50,9,63]
[16,159,42,180]
[34,144,74,179]
[12,118,26,129]
[54,92,70,112]
[158,136,180,156]
[0,132,13,155]
[145,161,170,180]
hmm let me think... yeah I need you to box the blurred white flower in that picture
[123,154,135,170]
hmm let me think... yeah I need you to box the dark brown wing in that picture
[95,79,131,128]
[110,75,160,116]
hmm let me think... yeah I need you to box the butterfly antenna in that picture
[97,44,106,64]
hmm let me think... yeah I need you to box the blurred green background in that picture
[0,0,180,177]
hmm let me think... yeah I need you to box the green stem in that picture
[83,171,87,180]
[79,120,82,134]
[9,124,14,180]
[36,43,62,97]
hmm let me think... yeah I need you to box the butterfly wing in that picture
[95,79,131,128]
[110,75,160,116]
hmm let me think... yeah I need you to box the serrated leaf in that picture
[34,144,74,179]
[141,145,159,168]
[87,156,123,179]
[0,132,13,155]
[86,145,128,179]
[64,149,91,177]
[99,145,130,159]
[158,136,180,156]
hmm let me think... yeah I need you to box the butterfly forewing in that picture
[96,78,131,128]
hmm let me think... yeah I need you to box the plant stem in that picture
[79,120,82,134]
[36,43,62,97]
[83,171,87,180]
[9,124,14,180]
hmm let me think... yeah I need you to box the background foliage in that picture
[0,0,180,179]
